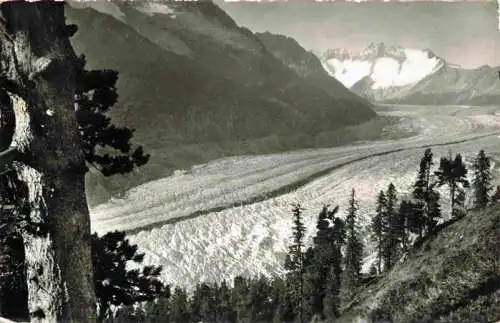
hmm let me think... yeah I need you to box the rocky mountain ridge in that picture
[321,43,500,105]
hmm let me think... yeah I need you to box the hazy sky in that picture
[216,1,500,68]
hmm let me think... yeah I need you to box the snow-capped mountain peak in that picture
[324,42,407,61]
[323,48,352,60]
[323,43,445,90]
[320,43,500,105]
[135,2,177,17]
[359,42,406,60]
[322,43,444,89]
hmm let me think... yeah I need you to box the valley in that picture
[90,103,500,288]
[0,2,498,322]
[66,2,377,205]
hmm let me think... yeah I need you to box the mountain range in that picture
[65,1,376,204]
[320,42,500,106]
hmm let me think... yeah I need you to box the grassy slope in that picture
[337,206,500,323]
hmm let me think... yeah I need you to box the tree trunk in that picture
[450,185,456,219]
[377,243,381,274]
[0,3,96,322]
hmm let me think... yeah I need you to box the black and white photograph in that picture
[0,0,498,322]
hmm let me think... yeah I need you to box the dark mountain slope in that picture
[65,2,376,203]
[257,32,358,95]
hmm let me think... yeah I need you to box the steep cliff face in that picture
[337,206,500,323]
[64,1,376,203]
[322,43,500,106]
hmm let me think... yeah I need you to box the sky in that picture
[216,0,500,68]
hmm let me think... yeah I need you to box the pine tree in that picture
[0,19,149,321]
[322,266,341,319]
[169,287,190,323]
[412,148,441,234]
[191,283,217,323]
[146,295,170,323]
[211,284,220,323]
[396,201,410,252]
[304,205,344,319]
[325,216,345,319]
[272,277,295,323]
[231,276,251,322]
[341,189,364,304]
[1,229,168,322]
[426,189,442,233]
[0,6,101,319]
[383,183,399,270]
[308,206,333,316]
[91,231,169,321]
[216,281,236,323]
[406,200,425,240]
[190,283,218,322]
[386,184,398,222]
[250,276,274,322]
[435,154,469,218]
[303,269,316,321]
[113,305,145,323]
[413,148,434,201]
[285,204,306,323]
[472,150,492,209]
[371,191,387,274]
[75,59,149,176]
[190,283,203,322]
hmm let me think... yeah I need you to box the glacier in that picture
[89,104,500,289]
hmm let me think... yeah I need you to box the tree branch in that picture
[0,147,20,166]
[0,167,13,176]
